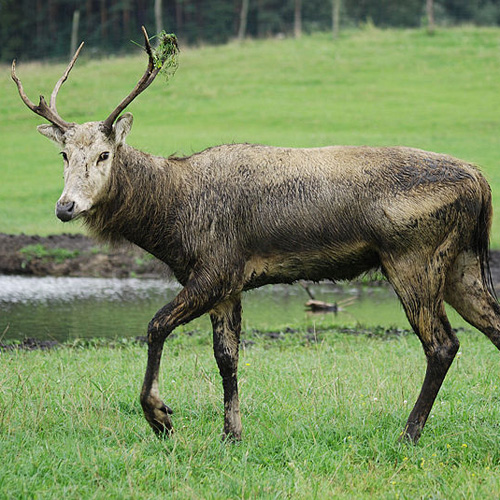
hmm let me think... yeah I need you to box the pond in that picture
[0,276,473,342]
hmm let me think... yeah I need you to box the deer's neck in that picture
[84,145,182,260]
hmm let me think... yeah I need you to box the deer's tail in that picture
[473,173,496,300]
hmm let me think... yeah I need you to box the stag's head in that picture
[12,27,178,222]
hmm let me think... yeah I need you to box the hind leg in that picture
[210,296,243,441]
[445,251,500,349]
[383,254,459,443]
[400,306,459,443]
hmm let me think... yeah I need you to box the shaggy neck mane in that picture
[83,145,175,253]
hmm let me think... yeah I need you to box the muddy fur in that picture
[15,35,500,444]
[19,105,500,444]
[76,139,500,443]
[84,144,491,289]
[48,133,500,443]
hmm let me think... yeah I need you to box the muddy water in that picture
[0,276,471,342]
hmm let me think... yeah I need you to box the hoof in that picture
[221,430,242,442]
[142,399,174,436]
[398,426,421,445]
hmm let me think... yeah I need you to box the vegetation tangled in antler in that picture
[153,31,179,80]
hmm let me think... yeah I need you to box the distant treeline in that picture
[2,0,500,62]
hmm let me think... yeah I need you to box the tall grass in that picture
[2,329,500,498]
[2,27,500,244]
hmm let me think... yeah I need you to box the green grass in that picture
[2,328,500,498]
[19,243,80,263]
[2,26,500,245]
[4,29,500,497]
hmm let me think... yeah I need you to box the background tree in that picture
[294,0,302,38]
[155,0,164,34]
[332,0,341,38]
[426,0,435,33]
[238,0,250,41]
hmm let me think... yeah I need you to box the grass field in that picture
[2,27,500,243]
[2,329,500,498]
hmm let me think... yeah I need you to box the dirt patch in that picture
[0,233,166,278]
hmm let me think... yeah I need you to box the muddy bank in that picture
[2,233,500,286]
[0,233,167,278]
[0,326,413,352]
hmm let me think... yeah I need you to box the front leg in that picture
[211,296,243,441]
[141,335,174,435]
[140,276,229,436]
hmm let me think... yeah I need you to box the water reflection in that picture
[0,276,413,342]
[0,276,180,342]
[0,276,180,304]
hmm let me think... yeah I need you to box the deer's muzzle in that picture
[56,200,76,222]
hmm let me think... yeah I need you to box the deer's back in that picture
[167,144,487,285]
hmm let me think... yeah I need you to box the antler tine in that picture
[101,26,161,134]
[11,60,74,131]
[11,60,39,114]
[50,42,85,111]
[141,25,156,61]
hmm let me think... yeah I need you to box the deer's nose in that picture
[56,200,75,222]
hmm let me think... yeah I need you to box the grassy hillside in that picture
[2,27,500,244]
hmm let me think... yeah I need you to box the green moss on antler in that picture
[153,32,179,80]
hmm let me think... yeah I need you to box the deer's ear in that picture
[38,124,65,144]
[113,113,133,145]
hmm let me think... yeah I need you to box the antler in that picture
[11,42,84,131]
[101,26,175,134]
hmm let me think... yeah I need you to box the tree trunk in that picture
[426,0,435,34]
[70,10,80,60]
[100,0,108,40]
[155,0,164,34]
[238,0,249,41]
[294,0,302,38]
[332,0,341,39]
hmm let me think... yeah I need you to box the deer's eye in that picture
[98,152,110,163]
[60,151,68,162]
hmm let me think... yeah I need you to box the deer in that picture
[12,27,500,444]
